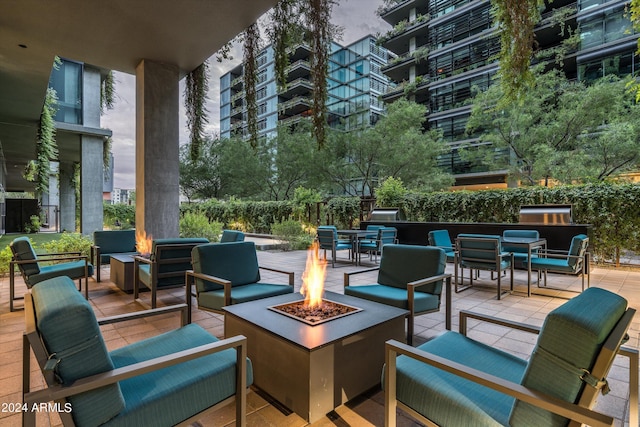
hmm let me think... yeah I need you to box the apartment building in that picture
[220,35,392,140]
[377,0,639,187]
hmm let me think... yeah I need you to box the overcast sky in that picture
[101,0,389,189]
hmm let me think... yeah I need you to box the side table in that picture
[110,254,135,292]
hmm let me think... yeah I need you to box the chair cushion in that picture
[30,260,93,286]
[502,230,539,254]
[93,230,137,260]
[393,331,527,427]
[377,245,446,291]
[510,287,627,426]
[192,242,261,292]
[220,230,245,243]
[530,257,574,272]
[198,283,293,311]
[567,234,588,268]
[345,284,440,313]
[32,276,125,426]
[105,323,253,427]
[10,236,40,276]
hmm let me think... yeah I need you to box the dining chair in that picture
[455,234,513,300]
[530,234,590,293]
[316,225,353,267]
[502,229,540,269]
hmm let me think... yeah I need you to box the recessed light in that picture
[18,44,27,49]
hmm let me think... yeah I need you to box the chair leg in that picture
[407,314,414,346]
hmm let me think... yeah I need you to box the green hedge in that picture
[401,183,640,265]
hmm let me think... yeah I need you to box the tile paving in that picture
[0,241,638,426]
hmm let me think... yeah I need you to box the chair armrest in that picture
[458,310,541,336]
[407,273,451,289]
[385,339,614,427]
[24,335,248,406]
[30,254,87,263]
[407,274,452,330]
[185,270,233,308]
[259,266,295,286]
[133,255,153,265]
[98,304,189,327]
[343,267,380,287]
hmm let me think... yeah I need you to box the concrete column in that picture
[79,66,105,235]
[135,60,180,239]
[80,135,104,234]
[59,162,76,232]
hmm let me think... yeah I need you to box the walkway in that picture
[0,244,638,426]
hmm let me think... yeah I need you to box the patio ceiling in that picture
[0,0,277,192]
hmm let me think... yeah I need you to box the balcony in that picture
[378,0,429,26]
[379,14,430,55]
[278,77,313,99]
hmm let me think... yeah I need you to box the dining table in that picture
[501,236,547,297]
[336,229,374,266]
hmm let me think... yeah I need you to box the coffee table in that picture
[110,254,135,292]
[223,291,407,423]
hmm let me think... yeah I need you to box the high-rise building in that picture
[377,0,639,187]
[220,35,392,140]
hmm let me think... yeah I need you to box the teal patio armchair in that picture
[186,241,294,323]
[384,287,638,427]
[9,236,93,311]
[502,229,540,269]
[316,225,353,267]
[358,226,398,263]
[344,244,451,345]
[455,234,514,300]
[22,275,252,427]
[427,229,455,263]
[530,234,590,292]
[91,229,139,282]
[134,237,209,308]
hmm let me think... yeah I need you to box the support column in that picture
[79,66,104,235]
[59,162,76,232]
[135,60,180,239]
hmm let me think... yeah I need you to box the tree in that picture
[465,70,640,184]
[179,136,221,202]
[323,99,453,196]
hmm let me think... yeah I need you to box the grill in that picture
[369,208,405,222]
[519,204,572,225]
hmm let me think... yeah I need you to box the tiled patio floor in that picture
[1,243,638,426]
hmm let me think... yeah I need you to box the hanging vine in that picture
[101,71,115,113]
[103,136,112,172]
[185,61,210,160]
[26,87,59,196]
[268,0,304,91]
[306,0,337,149]
[492,0,545,103]
[244,23,261,149]
[629,0,640,101]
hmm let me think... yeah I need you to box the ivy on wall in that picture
[25,87,59,196]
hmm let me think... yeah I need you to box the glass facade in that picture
[580,6,633,49]
[48,58,82,124]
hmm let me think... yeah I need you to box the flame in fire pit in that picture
[136,230,153,257]
[300,241,326,308]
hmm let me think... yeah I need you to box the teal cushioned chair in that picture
[428,229,456,263]
[455,234,514,300]
[9,236,93,311]
[344,244,452,345]
[91,229,139,282]
[134,237,209,308]
[316,225,353,267]
[384,287,637,427]
[502,229,540,269]
[358,226,397,263]
[186,241,294,323]
[220,230,245,243]
[23,275,253,427]
[530,234,590,292]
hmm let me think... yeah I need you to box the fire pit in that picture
[269,299,362,326]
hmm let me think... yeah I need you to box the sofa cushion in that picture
[510,287,627,426]
[198,283,293,310]
[10,236,40,277]
[393,331,527,427]
[345,284,440,313]
[105,323,253,427]
[30,260,93,286]
[32,276,124,426]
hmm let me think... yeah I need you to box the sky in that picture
[101,0,389,189]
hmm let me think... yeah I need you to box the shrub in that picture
[180,211,223,242]
[0,244,14,275]
[40,232,93,257]
[271,219,314,251]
